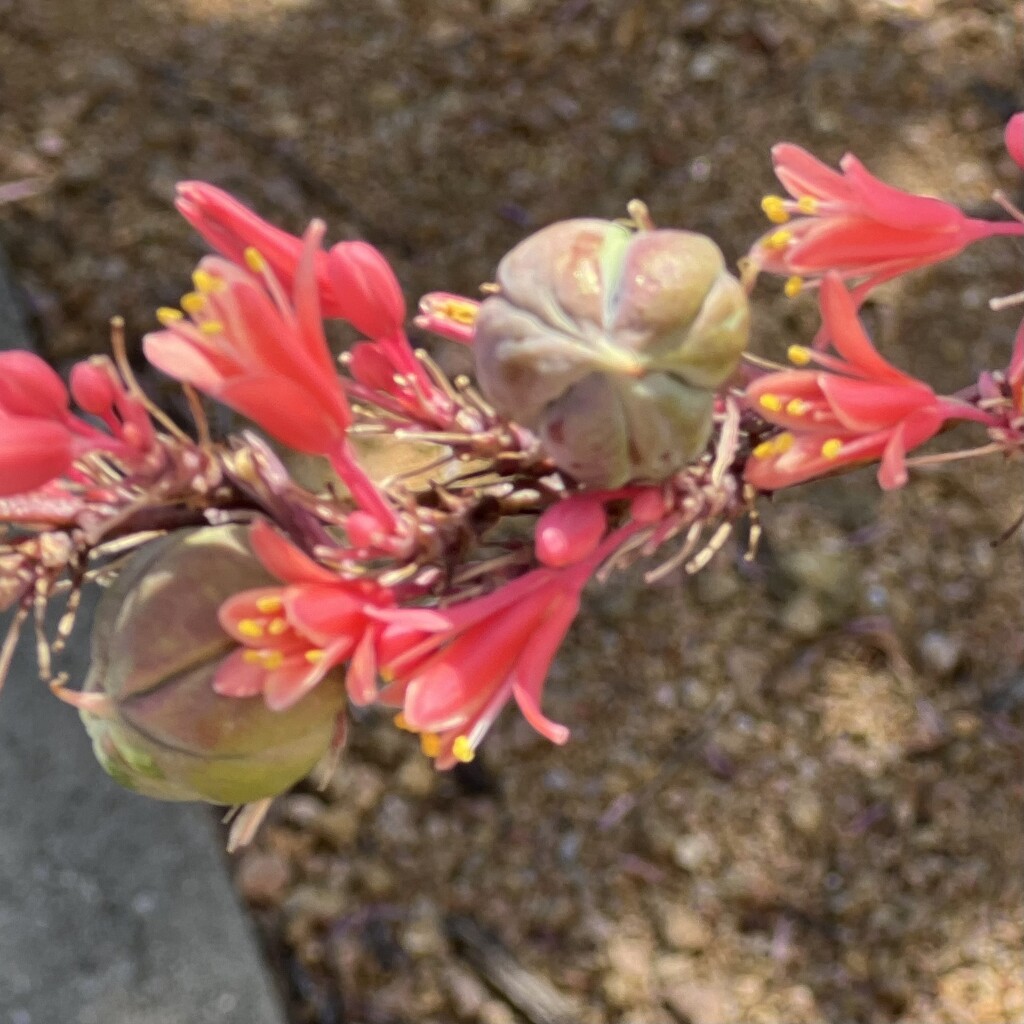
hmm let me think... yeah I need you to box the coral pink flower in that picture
[143,220,398,532]
[369,527,633,768]
[744,275,995,491]
[0,351,151,495]
[215,520,395,710]
[749,142,1024,303]
[175,181,406,338]
[144,220,352,454]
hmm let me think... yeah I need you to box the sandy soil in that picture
[2,2,1022,1022]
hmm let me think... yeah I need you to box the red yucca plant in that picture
[0,115,1021,849]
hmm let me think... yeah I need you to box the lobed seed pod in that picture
[473,216,750,487]
[79,525,345,805]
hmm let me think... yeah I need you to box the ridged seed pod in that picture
[473,216,750,487]
[79,525,345,805]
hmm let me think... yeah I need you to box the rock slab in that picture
[0,244,287,1024]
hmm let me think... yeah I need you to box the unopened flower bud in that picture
[473,217,749,487]
[1005,112,1024,170]
[78,525,345,805]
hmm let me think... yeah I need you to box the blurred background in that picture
[1,1,1022,1022]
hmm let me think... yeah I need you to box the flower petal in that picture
[819,376,934,432]
[509,596,580,745]
[840,154,966,231]
[0,417,73,495]
[346,628,379,706]
[142,330,235,392]
[249,520,340,585]
[771,143,853,203]
[818,275,916,383]
[213,648,267,698]
[217,374,346,453]
[877,406,947,490]
[284,583,367,645]
[788,218,964,276]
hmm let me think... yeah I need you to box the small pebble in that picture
[234,850,292,905]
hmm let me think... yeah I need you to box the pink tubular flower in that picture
[175,181,406,337]
[749,142,1024,303]
[744,275,995,491]
[143,220,398,532]
[0,351,150,495]
[369,528,634,769]
[215,520,394,710]
[144,220,352,454]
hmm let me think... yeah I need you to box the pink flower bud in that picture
[1005,112,1024,171]
[0,350,70,419]
[630,488,668,524]
[326,240,407,339]
[345,509,385,550]
[535,495,607,567]
[0,417,73,494]
[70,358,119,418]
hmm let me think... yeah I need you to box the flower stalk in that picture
[0,111,1021,846]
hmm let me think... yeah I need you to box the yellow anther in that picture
[442,299,479,326]
[760,195,790,224]
[784,275,804,298]
[181,292,206,315]
[451,735,475,763]
[267,617,288,636]
[260,650,285,670]
[758,393,784,413]
[785,398,810,416]
[774,432,794,453]
[752,439,776,459]
[255,595,283,614]
[821,438,843,459]
[192,268,219,294]
[156,307,183,326]
[198,320,224,335]
[237,619,265,639]
[765,228,793,250]
[420,733,441,758]
[393,713,411,732]
[787,345,812,366]
[796,195,819,214]
[243,650,263,664]
[244,247,267,273]
[304,649,325,664]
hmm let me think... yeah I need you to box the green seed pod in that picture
[473,217,750,487]
[79,525,345,805]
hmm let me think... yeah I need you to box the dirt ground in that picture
[2,1,1023,1022]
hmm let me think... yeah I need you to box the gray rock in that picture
[0,244,286,1024]
[0,602,288,1024]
